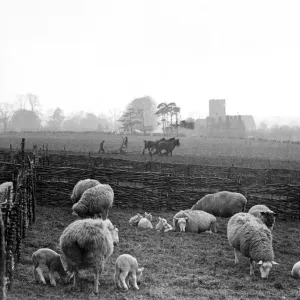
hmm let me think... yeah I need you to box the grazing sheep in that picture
[248,204,276,231]
[72,183,114,220]
[155,217,173,232]
[291,261,300,278]
[114,254,144,291]
[70,179,101,204]
[144,212,152,222]
[191,191,247,218]
[31,248,69,286]
[59,218,119,294]
[129,213,143,226]
[137,213,153,229]
[0,182,13,203]
[173,209,217,233]
[227,212,278,278]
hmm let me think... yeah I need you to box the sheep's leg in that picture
[120,272,129,291]
[49,271,56,286]
[234,249,239,264]
[132,273,139,290]
[125,275,130,289]
[36,267,46,285]
[72,270,79,289]
[94,269,100,294]
[249,259,255,276]
[33,266,40,283]
[210,221,217,233]
[114,270,122,289]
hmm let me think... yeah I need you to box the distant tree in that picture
[118,107,141,133]
[46,107,65,130]
[9,109,41,131]
[0,102,13,132]
[80,113,100,131]
[16,94,27,110]
[62,111,84,131]
[109,108,122,132]
[27,93,40,112]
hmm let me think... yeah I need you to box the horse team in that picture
[142,137,180,156]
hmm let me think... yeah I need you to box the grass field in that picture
[1,131,300,168]
[6,205,300,300]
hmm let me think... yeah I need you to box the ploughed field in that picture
[1,131,300,169]
[7,205,300,300]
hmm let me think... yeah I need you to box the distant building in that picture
[209,99,226,119]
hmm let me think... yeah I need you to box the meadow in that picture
[6,206,300,300]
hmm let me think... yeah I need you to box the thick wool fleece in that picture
[173,209,216,233]
[72,184,114,219]
[248,204,275,230]
[71,179,101,204]
[227,212,274,262]
[191,191,247,218]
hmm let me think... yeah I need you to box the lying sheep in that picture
[70,179,101,204]
[173,209,217,233]
[0,181,13,203]
[138,212,153,229]
[114,254,144,291]
[129,213,143,226]
[31,248,69,286]
[59,218,119,294]
[291,261,300,278]
[248,204,277,231]
[227,212,278,278]
[191,191,247,218]
[155,217,173,232]
[72,183,114,220]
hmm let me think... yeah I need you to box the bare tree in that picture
[0,102,13,131]
[27,93,40,112]
[16,94,27,110]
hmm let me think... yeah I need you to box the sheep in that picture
[0,182,13,204]
[155,217,173,232]
[248,204,277,231]
[191,191,247,218]
[114,254,144,291]
[31,248,70,286]
[129,213,143,226]
[137,212,153,229]
[70,179,101,204]
[59,218,119,294]
[291,261,300,278]
[227,212,278,278]
[72,183,114,220]
[172,209,217,233]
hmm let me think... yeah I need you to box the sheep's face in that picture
[136,267,144,285]
[177,218,187,232]
[110,226,119,246]
[156,217,167,231]
[258,261,278,278]
[129,214,142,226]
[260,212,276,230]
[145,212,152,222]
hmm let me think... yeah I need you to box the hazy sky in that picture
[1,0,300,120]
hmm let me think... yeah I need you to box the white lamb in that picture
[129,213,143,226]
[227,212,278,278]
[248,204,277,231]
[59,218,119,294]
[137,212,153,229]
[0,181,13,203]
[155,217,173,232]
[70,179,101,204]
[31,248,70,286]
[114,254,144,291]
[291,261,300,278]
[72,183,114,220]
[173,209,217,233]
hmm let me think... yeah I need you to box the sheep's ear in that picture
[257,260,263,265]
[272,261,279,265]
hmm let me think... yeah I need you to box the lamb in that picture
[173,209,217,233]
[70,179,101,204]
[114,254,144,291]
[59,218,119,294]
[155,217,173,232]
[31,248,70,286]
[248,204,277,231]
[291,261,300,278]
[227,212,278,278]
[72,183,114,220]
[137,212,153,229]
[191,191,247,218]
[0,182,13,203]
[129,213,143,226]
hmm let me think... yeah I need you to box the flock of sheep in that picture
[1,179,300,295]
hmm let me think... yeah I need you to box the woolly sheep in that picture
[129,213,143,226]
[137,212,153,229]
[72,183,114,220]
[114,254,144,291]
[248,204,277,231]
[191,191,247,218]
[227,212,278,278]
[173,209,217,233]
[155,217,173,232]
[0,182,13,204]
[59,218,119,294]
[31,248,69,286]
[70,179,101,204]
[291,261,300,278]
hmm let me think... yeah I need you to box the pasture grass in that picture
[6,205,300,300]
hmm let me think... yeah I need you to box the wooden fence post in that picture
[0,208,6,300]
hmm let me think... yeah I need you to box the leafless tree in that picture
[27,93,40,112]
[0,102,13,131]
